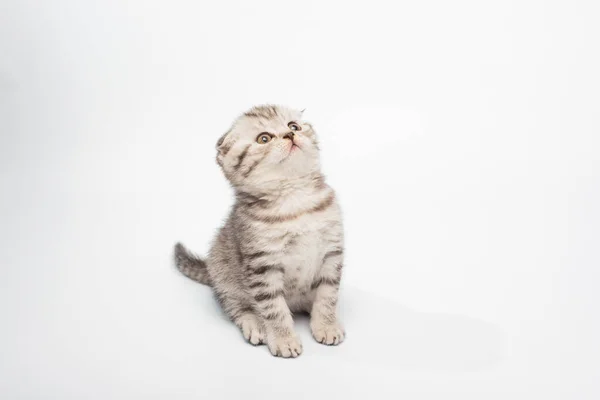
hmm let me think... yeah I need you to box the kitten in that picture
[174,105,345,358]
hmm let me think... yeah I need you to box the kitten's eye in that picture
[256,133,272,144]
[288,122,302,131]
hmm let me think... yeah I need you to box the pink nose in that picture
[283,132,295,140]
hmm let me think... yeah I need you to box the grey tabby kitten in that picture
[174,105,344,358]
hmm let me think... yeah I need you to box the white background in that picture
[1,0,599,398]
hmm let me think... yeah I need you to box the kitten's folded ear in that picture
[216,134,226,148]
[215,131,231,167]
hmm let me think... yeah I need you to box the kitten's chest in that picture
[281,218,328,289]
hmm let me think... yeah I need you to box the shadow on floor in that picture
[193,277,506,370]
[295,286,506,371]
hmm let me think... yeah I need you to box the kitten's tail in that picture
[173,242,211,286]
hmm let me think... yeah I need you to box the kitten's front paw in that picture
[311,322,345,345]
[267,334,303,358]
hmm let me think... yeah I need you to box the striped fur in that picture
[174,105,345,357]
[174,243,210,286]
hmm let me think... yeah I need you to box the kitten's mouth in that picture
[279,143,301,164]
[288,142,301,155]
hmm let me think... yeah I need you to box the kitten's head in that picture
[216,105,321,190]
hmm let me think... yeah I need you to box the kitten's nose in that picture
[283,132,295,140]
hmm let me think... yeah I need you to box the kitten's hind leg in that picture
[235,312,265,346]
[212,288,265,346]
